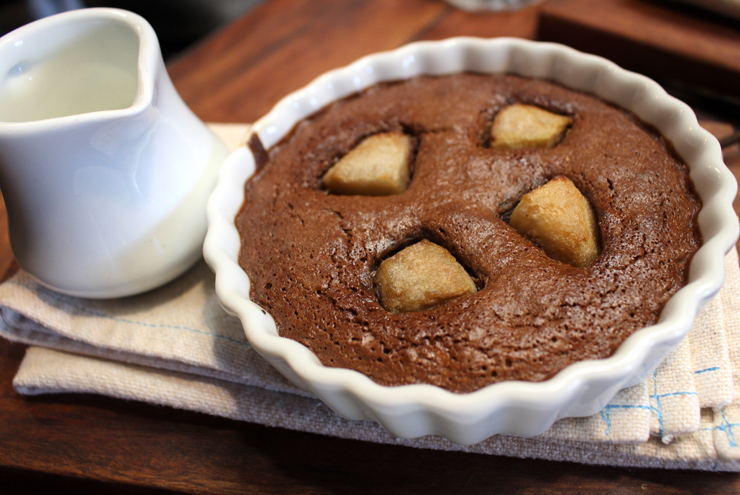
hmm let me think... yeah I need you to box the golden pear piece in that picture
[321,132,412,195]
[491,104,572,149]
[375,239,477,313]
[510,176,601,268]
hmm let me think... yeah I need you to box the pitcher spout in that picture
[0,10,146,126]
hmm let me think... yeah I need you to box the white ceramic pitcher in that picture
[0,8,229,298]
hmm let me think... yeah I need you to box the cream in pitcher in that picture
[0,8,229,298]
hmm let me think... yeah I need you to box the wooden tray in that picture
[537,0,740,99]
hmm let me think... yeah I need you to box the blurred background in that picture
[0,0,267,59]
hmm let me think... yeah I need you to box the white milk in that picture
[0,23,138,123]
[0,9,229,298]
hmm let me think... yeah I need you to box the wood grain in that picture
[2,0,740,493]
[538,0,740,98]
[418,1,542,40]
[2,340,740,495]
[0,191,14,281]
[168,0,449,123]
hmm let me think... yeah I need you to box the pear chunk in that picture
[510,176,600,268]
[321,132,412,195]
[375,239,477,313]
[491,104,572,149]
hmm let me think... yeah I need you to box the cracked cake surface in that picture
[236,73,702,393]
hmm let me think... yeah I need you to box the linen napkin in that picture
[1,123,739,471]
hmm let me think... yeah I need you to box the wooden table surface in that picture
[2,0,740,493]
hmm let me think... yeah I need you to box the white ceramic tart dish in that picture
[204,37,739,444]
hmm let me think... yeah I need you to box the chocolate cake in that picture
[236,73,702,393]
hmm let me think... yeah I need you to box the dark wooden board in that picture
[1,0,740,493]
[538,0,740,99]
[4,339,740,495]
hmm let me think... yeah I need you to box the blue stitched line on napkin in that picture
[695,362,740,447]
[691,367,739,447]
[612,367,735,443]
[701,410,740,448]
[11,279,739,445]
[600,404,651,436]
[9,280,249,346]
[696,366,721,375]
[650,370,699,438]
